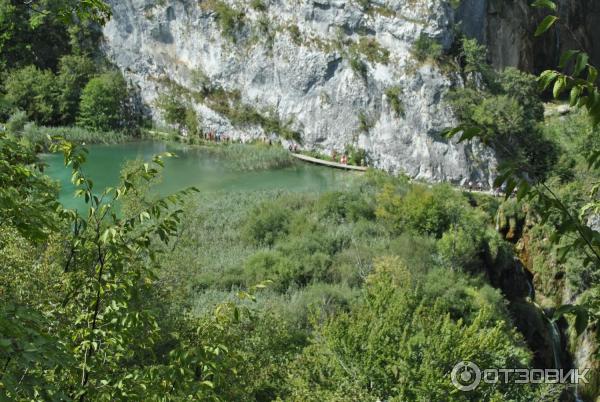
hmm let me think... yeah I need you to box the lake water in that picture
[42,141,351,210]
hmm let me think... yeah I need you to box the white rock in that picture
[102,0,497,186]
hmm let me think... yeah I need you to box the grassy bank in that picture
[10,124,130,150]
[145,128,296,171]
[204,143,295,171]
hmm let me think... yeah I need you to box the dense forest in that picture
[0,0,599,401]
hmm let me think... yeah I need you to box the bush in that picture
[242,202,290,246]
[285,283,358,329]
[412,33,443,63]
[316,191,374,223]
[385,86,404,117]
[459,37,491,80]
[471,95,525,138]
[4,66,59,126]
[349,54,367,80]
[448,49,555,181]
[497,67,544,123]
[376,183,467,238]
[287,24,302,46]
[203,0,245,42]
[345,144,367,166]
[250,0,267,11]
[286,257,538,401]
[156,93,187,127]
[244,251,292,290]
[437,225,485,272]
[6,110,28,134]
[351,37,390,65]
[77,71,128,131]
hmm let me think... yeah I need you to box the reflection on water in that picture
[41,141,352,210]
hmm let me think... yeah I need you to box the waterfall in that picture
[514,257,535,300]
[547,319,562,370]
[525,275,534,301]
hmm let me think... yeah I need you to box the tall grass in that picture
[204,143,295,171]
[20,124,129,150]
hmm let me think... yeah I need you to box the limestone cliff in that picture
[457,0,600,72]
[103,0,497,185]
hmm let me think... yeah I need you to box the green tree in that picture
[56,54,96,124]
[77,71,128,131]
[445,0,600,372]
[287,257,542,401]
[0,137,230,400]
[4,65,59,125]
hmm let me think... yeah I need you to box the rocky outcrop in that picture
[457,0,600,72]
[102,0,496,185]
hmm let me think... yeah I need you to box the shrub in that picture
[4,66,59,126]
[156,93,187,127]
[184,107,200,136]
[287,24,302,46]
[448,48,554,181]
[344,144,367,166]
[376,183,467,238]
[471,95,525,138]
[77,71,128,131]
[385,86,404,117]
[250,0,267,12]
[349,54,367,80]
[351,37,389,65]
[497,67,544,123]
[203,0,245,42]
[459,37,490,79]
[437,225,485,272]
[242,202,290,246]
[285,283,358,329]
[411,33,443,63]
[243,251,289,288]
[316,191,374,223]
[357,111,372,132]
[6,110,28,134]
[287,257,538,401]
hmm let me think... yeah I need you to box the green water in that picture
[42,141,350,210]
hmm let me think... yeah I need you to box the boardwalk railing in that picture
[291,153,368,171]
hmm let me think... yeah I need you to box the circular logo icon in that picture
[451,361,481,391]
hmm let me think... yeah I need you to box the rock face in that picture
[457,0,600,72]
[103,0,499,184]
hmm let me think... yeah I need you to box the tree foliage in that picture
[446,0,600,346]
[77,71,128,131]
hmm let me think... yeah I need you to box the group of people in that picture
[464,180,508,197]
[205,130,230,143]
[331,150,349,165]
[288,142,299,153]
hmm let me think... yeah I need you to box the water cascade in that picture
[547,318,562,370]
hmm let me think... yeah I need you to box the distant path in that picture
[291,153,368,171]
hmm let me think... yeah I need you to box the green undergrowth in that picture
[203,143,296,171]
[11,124,130,151]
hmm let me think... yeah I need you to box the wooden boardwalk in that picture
[291,153,368,171]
